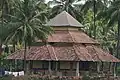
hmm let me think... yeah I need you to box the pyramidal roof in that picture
[46,11,83,27]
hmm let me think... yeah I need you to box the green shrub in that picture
[11,75,82,80]
[82,75,90,80]
[0,75,13,80]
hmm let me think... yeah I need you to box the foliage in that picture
[0,75,82,80]
[48,0,83,22]
[82,72,90,80]
[0,75,118,80]
[0,75,13,80]
[4,0,53,44]
[81,0,106,14]
[0,0,120,76]
[0,0,53,73]
[82,9,117,52]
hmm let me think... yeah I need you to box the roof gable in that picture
[46,11,83,27]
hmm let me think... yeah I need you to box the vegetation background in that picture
[0,0,120,79]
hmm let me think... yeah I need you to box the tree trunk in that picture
[0,42,2,68]
[24,41,27,74]
[115,11,120,75]
[23,0,29,74]
[12,42,16,53]
[93,0,96,39]
[0,43,2,55]
[0,0,4,68]
[0,0,4,56]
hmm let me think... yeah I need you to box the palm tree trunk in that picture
[93,0,96,39]
[0,0,4,68]
[0,42,2,55]
[13,42,16,52]
[23,0,29,74]
[0,0,4,55]
[24,41,27,74]
[115,11,120,76]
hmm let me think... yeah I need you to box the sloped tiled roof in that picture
[37,30,98,44]
[46,11,83,27]
[7,44,120,62]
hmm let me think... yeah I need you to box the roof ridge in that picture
[74,44,88,61]
[68,30,74,42]
[91,45,102,62]
[51,45,58,61]
[72,45,80,61]
[65,12,70,26]
[46,44,52,61]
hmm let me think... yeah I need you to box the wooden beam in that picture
[76,61,80,76]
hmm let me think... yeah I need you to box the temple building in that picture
[7,11,120,76]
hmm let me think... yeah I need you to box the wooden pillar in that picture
[15,59,17,71]
[55,61,58,71]
[76,61,80,76]
[97,62,100,72]
[14,59,15,71]
[70,62,73,76]
[101,62,104,71]
[9,60,12,71]
[30,60,33,74]
[26,61,30,74]
[113,62,116,77]
[16,59,18,71]
[49,61,51,74]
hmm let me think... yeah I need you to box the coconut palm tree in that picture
[48,0,83,22]
[99,0,120,58]
[98,0,120,75]
[106,0,120,75]
[0,0,15,55]
[81,0,106,14]
[81,0,106,39]
[4,0,53,73]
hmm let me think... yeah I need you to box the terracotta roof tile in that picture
[37,30,98,44]
[7,44,120,62]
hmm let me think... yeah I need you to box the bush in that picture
[82,72,90,80]
[11,75,82,80]
[0,75,13,80]
[82,75,90,80]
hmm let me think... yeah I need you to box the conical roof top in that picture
[46,11,83,27]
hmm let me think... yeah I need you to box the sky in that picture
[45,0,85,4]
[45,0,85,7]
[46,0,52,2]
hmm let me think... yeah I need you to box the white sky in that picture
[45,0,85,4]
[45,0,54,3]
